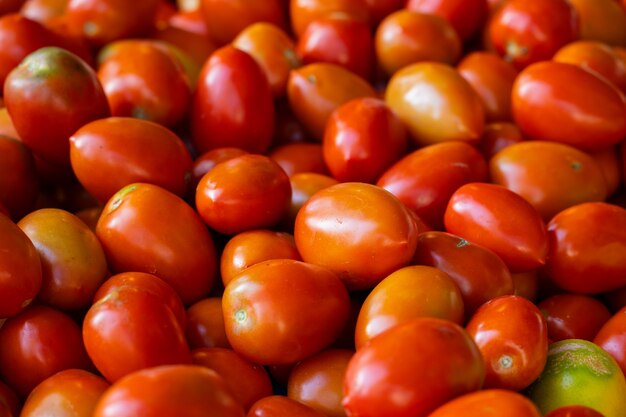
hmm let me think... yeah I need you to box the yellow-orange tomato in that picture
[289,0,369,39]
[567,0,626,47]
[427,389,542,417]
[385,62,485,147]
[284,172,339,231]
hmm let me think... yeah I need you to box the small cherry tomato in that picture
[405,0,489,42]
[444,182,549,272]
[478,122,525,160]
[567,0,626,47]
[544,405,606,417]
[222,259,350,365]
[289,0,370,39]
[248,395,327,417]
[185,297,230,350]
[426,389,542,417]
[269,143,329,177]
[539,294,612,342]
[594,306,626,376]
[0,136,38,220]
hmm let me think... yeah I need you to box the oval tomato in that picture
[191,147,248,189]
[594,306,626,376]
[289,0,370,38]
[405,0,488,42]
[0,136,38,220]
[185,297,231,350]
[426,389,541,417]
[248,395,327,417]
[269,143,329,177]
[284,172,339,230]
[544,405,606,417]
[539,294,612,342]
[478,122,525,160]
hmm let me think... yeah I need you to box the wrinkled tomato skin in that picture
[539,294,612,342]
[511,61,626,152]
[405,0,488,42]
[543,202,626,294]
[185,297,231,350]
[96,183,218,305]
[444,182,549,273]
[248,395,327,417]
[0,305,92,399]
[0,136,38,220]
[4,47,110,166]
[191,46,274,155]
[427,389,542,417]
[343,318,485,417]
[595,306,626,376]
[377,141,488,230]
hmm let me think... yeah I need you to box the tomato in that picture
[527,339,626,417]
[594,306,626,376]
[17,208,107,311]
[539,294,612,342]
[289,0,370,38]
[363,0,403,25]
[0,108,18,139]
[567,0,626,47]
[269,143,329,177]
[511,270,539,302]
[273,98,312,146]
[323,97,408,184]
[486,0,578,69]
[343,318,485,417]
[96,183,217,305]
[544,405,607,417]
[354,265,464,349]
[426,389,541,417]
[287,349,353,417]
[478,122,525,160]
[192,347,272,411]
[0,381,19,417]
[4,47,109,166]
[222,259,350,365]
[20,369,109,417]
[0,136,38,220]
[200,0,285,45]
[544,202,626,294]
[490,141,608,221]
[232,22,300,97]
[414,231,514,317]
[196,154,292,235]
[377,141,487,230]
[70,117,192,204]
[294,182,419,290]
[444,182,549,272]
[0,305,91,398]
[284,172,339,230]
[191,46,274,154]
[287,63,377,141]
[65,0,160,46]
[185,297,230,350]
[191,147,248,189]
[93,365,244,417]
[385,62,485,147]
[0,213,41,319]
[405,0,488,42]
[0,0,24,14]
[297,17,373,80]
[220,230,301,286]
[512,62,626,152]
[151,20,216,73]
[20,0,68,26]
[248,395,327,417]
[591,146,622,197]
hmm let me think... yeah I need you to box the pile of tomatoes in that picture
[1,0,626,416]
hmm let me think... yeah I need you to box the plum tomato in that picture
[478,122,525,160]
[444,182,549,272]
[222,259,350,365]
[539,294,612,342]
[284,172,339,231]
[544,405,606,417]
[191,147,248,189]
[426,389,541,417]
[0,136,38,220]
[363,0,404,25]
[96,183,218,305]
[0,381,19,417]
[567,0,626,47]
[294,182,419,290]
[405,0,489,42]
[343,317,485,417]
[594,306,626,376]
[289,0,370,39]
[269,143,329,177]
[248,395,327,417]
[185,297,231,350]
[590,146,622,197]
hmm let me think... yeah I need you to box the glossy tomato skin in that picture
[487,0,578,69]
[195,154,292,235]
[294,182,419,290]
[96,183,217,305]
[248,395,327,417]
[323,97,408,184]
[343,318,485,417]
[354,265,465,349]
[4,47,109,166]
[413,231,513,317]
[444,182,549,272]
[284,172,339,230]
[93,365,244,417]
[594,306,626,376]
[185,297,231,350]
[377,141,487,230]
[544,405,606,417]
[191,46,274,155]
[289,0,370,39]
[0,213,42,319]
[544,202,626,294]
[0,136,38,220]
[540,294,612,342]
[385,62,485,147]
[222,259,350,365]
[20,369,109,417]
[70,117,193,204]
[426,389,542,417]
[511,61,626,152]
[0,305,92,398]
[191,147,248,189]
[405,0,488,42]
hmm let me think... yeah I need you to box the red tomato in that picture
[444,182,549,272]
[191,46,274,154]
[0,136,38,220]
[195,154,292,235]
[4,47,110,166]
[363,0,404,25]
[539,294,612,342]
[222,259,350,365]
[323,97,408,183]
[544,202,626,294]
[287,349,353,417]
[284,172,339,230]
[294,182,419,290]
[151,20,216,72]
[185,297,231,350]
[487,0,578,69]
[478,122,525,160]
[20,369,109,417]
[544,405,607,417]
[591,147,622,197]
[0,382,18,417]
[413,231,514,317]
[595,306,626,376]
[511,270,539,302]
[0,213,41,319]
[70,117,192,204]
[568,0,626,47]
[405,0,488,42]
[191,147,248,189]
[96,183,218,305]
[248,395,327,417]
[426,389,542,417]
[512,62,626,152]
[343,318,485,417]
[0,0,24,14]
[269,143,329,177]
[354,265,465,349]
[289,0,370,38]
[0,305,91,398]
[92,365,244,417]
[377,141,488,230]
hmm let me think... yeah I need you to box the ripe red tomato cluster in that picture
[0,0,626,416]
